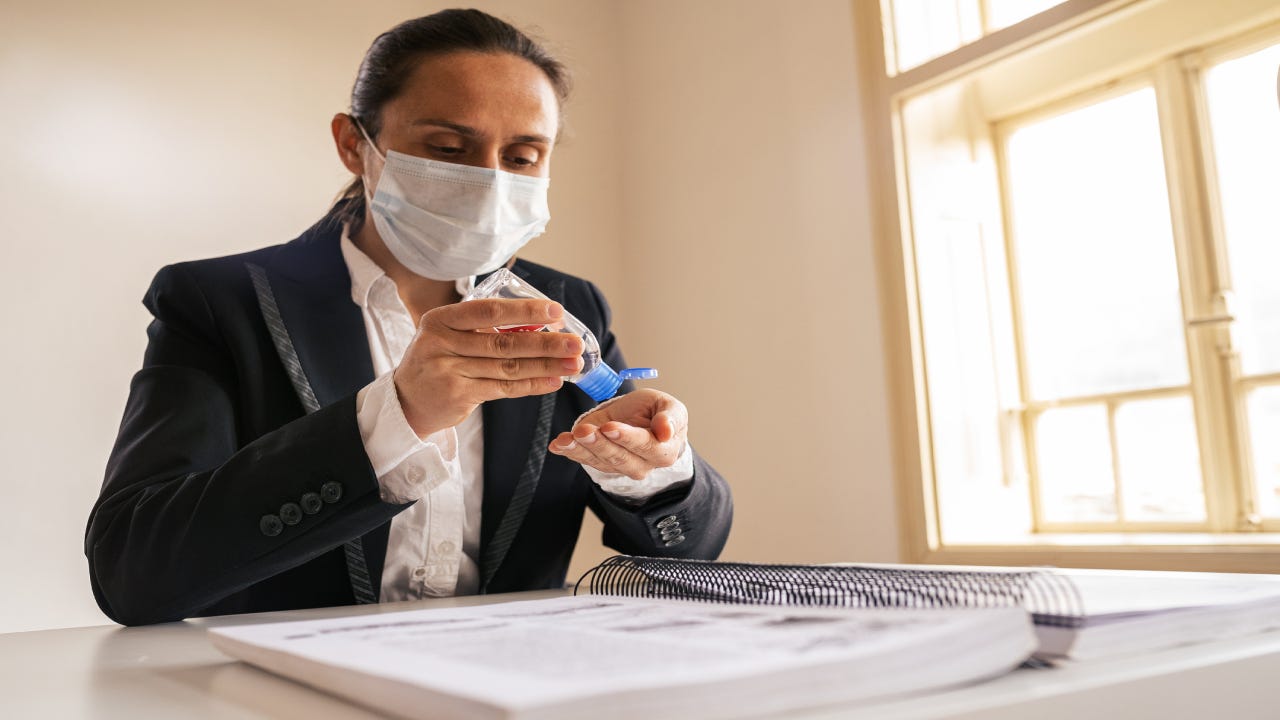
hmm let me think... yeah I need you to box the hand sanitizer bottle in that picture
[463,269,657,401]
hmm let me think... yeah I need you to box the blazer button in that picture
[320,481,343,504]
[300,492,323,515]
[259,514,284,537]
[663,535,686,547]
[656,515,678,529]
[280,502,303,526]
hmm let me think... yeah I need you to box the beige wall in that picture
[0,0,897,633]
[611,0,898,566]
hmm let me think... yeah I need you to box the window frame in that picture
[993,72,1208,534]
[854,0,1280,572]
[1184,24,1280,533]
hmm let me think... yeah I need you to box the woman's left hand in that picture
[548,388,688,480]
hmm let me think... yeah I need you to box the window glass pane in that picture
[903,87,1032,544]
[984,0,1066,31]
[917,220,1032,542]
[888,0,982,73]
[1005,88,1188,401]
[1248,386,1280,519]
[1115,396,1205,522]
[1036,405,1116,523]
[1203,43,1280,376]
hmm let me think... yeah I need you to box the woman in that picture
[85,9,732,626]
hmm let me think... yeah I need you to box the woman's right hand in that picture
[393,298,584,438]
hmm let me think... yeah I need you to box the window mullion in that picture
[992,124,1043,532]
[977,0,994,36]
[1151,56,1248,532]
[1107,400,1126,523]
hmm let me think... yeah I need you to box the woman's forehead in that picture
[384,52,560,137]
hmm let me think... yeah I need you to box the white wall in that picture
[0,0,626,633]
[0,0,897,633]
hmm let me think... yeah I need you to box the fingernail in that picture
[561,358,580,372]
[603,429,621,440]
[559,440,576,450]
[547,302,564,319]
[581,432,596,444]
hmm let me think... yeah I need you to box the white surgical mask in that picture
[358,125,551,280]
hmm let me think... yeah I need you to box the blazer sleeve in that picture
[576,280,733,560]
[85,264,405,626]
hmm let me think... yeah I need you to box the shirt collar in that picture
[339,226,476,309]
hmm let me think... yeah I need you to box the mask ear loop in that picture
[352,117,386,211]
[353,117,386,162]
[347,117,387,237]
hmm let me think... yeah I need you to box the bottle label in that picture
[495,324,548,333]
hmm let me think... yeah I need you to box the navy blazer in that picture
[86,214,732,626]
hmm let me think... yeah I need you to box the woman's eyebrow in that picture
[412,118,477,135]
[411,118,551,144]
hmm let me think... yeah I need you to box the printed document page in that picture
[1055,569,1280,619]
[210,595,1034,720]
[1029,570,1280,659]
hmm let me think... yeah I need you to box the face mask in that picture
[358,125,551,281]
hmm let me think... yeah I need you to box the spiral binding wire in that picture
[574,556,1085,629]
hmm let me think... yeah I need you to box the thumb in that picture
[653,411,682,443]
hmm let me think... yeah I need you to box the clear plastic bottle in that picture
[463,268,657,401]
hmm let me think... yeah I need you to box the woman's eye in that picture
[430,145,465,156]
[504,152,541,168]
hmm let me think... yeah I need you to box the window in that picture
[1204,43,1280,519]
[884,0,1071,74]
[858,0,1280,569]
[1002,84,1204,529]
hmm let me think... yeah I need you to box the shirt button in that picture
[300,492,323,515]
[437,541,455,554]
[259,514,283,537]
[412,567,427,580]
[320,481,344,504]
[407,465,426,484]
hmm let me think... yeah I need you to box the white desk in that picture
[5,590,1280,719]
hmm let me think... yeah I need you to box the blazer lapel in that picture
[478,270,565,589]
[261,231,374,409]
[251,223,391,596]
[479,395,543,553]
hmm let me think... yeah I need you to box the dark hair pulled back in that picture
[328,8,570,230]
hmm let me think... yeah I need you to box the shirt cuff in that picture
[584,441,695,502]
[355,371,459,504]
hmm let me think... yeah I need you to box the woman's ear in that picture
[331,113,367,176]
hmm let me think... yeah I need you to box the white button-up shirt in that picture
[342,233,693,603]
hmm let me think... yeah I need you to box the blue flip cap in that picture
[575,364,660,401]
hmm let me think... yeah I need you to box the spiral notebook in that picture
[574,555,1280,660]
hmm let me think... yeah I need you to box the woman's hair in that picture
[328,8,571,230]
